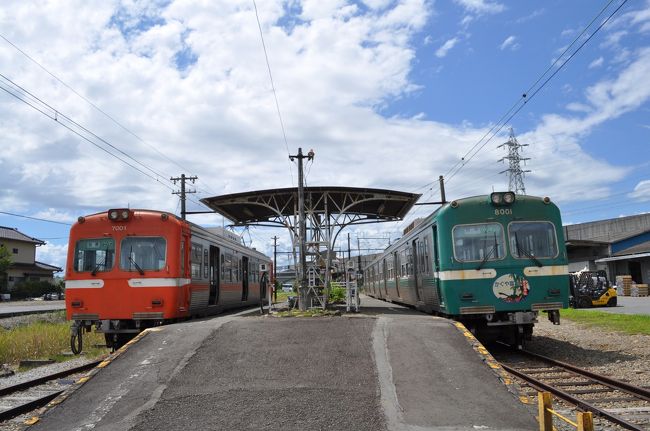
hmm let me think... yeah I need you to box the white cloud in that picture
[453,0,504,15]
[588,56,604,69]
[36,242,68,272]
[630,180,650,201]
[436,37,459,58]
[499,35,519,51]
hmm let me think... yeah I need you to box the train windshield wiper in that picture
[514,232,543,267]
[477,232,498,271]
[128,246,145,275]
[91,248,109,276]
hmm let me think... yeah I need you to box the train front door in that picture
[242,256,249,301]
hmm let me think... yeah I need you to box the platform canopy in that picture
[200,186,420,227]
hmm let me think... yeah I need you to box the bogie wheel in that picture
[607,297,617,307]
[70,327,83,355]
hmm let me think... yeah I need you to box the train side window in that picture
[203,249,209,278]
[190,243,203,279]
[224,254,232,283]
[220,254,225,280]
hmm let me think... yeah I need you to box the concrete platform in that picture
[27,297,536,431]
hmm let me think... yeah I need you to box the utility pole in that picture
[272,235,278,302]
[289,147,314,311]
[498,128,530,195]
[171,174,198,220]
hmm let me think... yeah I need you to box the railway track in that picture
[494,347,650,430]
[0,361,100,423]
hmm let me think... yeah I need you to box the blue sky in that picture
[0,0,649,271]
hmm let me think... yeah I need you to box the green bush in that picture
[329,286,346,303]
[11,280,58,300]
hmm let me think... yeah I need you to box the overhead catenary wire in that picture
[252,0,295,186]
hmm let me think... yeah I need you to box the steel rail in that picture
[501,363,644,431]
[520,349,650,402]
[0,360,101,397]
[0,390,63,421]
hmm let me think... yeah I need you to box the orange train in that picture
[65,208,271,352]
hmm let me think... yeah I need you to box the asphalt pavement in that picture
[28,297,536,431]
[0,300,65,318]
[582,296,650,315]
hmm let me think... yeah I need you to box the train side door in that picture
[382,259,388,297]
[241,256,249,301]
[179,232,190,312]
[412,239,422,302]
[431,225,442,308]
[209,245,220,305]
[393,251,401,299]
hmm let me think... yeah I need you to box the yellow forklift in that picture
[569,270,617,308]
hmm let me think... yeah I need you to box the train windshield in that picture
[508,221,558,259]
[120,237,167,272]
[74,238,115,273]
[452,223,505,262]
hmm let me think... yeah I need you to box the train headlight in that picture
[490,193,502,205]
[503,192,515,204]
[108,209,130,221]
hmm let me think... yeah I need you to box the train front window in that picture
[120,237,167,272]
[74,238,115,273]
[509,222,558,259]
[452,223,505,262]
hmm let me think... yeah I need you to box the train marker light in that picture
[543,196,551,204]
[161,213,169,221]
[450,200,459,208]
[77,216,85,224]
[503,192,515,204]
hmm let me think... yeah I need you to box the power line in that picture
[0,211,72,226]
[0,33,218,198]
[0,73,177,192]
[252,0,295,186]
[443,0,628,185]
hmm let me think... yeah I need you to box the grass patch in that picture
[272,291,294,303]
[560,308,650,335]
[273,309,340,318]
[0,318,108,365]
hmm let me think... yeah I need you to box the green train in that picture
[364,192,569,347]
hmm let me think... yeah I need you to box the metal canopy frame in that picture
[200,187,420,308]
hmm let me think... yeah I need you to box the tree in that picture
[0,245,11,293]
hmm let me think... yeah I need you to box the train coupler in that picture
[547,310,561,325]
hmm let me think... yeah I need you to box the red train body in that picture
[65,208,271,350]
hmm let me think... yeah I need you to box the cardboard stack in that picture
[616,275,633,296]
[636,284,648,297]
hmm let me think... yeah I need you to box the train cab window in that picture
[508,221,558,259]
[74,238,115,273]
[452,223,505,263]
[120,237,167,272]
